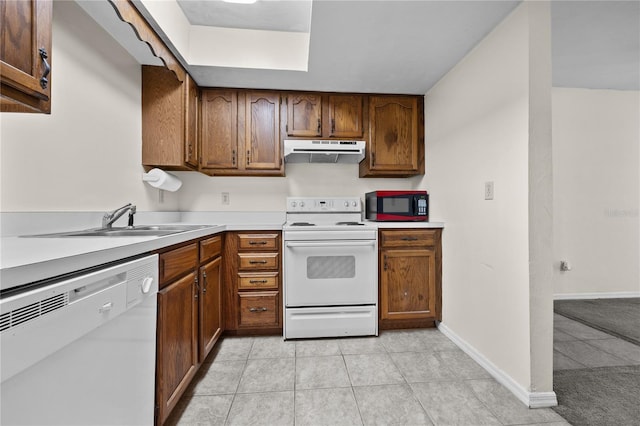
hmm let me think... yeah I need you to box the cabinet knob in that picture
[249,307,268,312]
[249,260,268,265]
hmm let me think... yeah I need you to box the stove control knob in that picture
[352,201,358,207]
[291,201,297,208]
[300,201,305,208]
[344,201,349,207]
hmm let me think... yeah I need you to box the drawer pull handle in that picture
[249,279,268,284]
[401,236,419,241]
[249,260,268,264]
[249,241,268,245]
[99,302,113,313]
[249,307,268,312]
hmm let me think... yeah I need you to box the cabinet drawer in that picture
[238,233,279,251]
[200,235,222,263]
[380,229,437,248]
[238,272,279,290]
[238,252,279,270]
[238,291,279,327]
[159,243,198,285]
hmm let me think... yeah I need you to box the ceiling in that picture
[80,0,640,94]
[176,0,312,33]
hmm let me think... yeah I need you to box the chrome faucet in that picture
[102,203,136,229]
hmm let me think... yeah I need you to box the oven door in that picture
[284,240,377,306]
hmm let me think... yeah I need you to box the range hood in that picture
[284,140,366,164]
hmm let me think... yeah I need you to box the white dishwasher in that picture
[1,254,158,425]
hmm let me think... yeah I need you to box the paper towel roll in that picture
[142,168,182,192]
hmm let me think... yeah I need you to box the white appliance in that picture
[0,255,158,425]
[283,197,378,339]
[284,139,366,163]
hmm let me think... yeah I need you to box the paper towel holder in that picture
[142,168,182,192]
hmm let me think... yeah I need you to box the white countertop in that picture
[1,225,226,291]
[1,213,443,291]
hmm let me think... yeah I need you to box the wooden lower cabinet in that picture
[223,231,282,334]
[379,228,442,329]
[199,256,222,361]
[155,235,224,425]
[156,272,198,425]
[238,291,279,328]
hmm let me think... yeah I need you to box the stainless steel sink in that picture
[21,224,212,238]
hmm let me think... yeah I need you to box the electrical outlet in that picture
[560,261,572,271]
[222,192,230,205]
[484,181,494,200]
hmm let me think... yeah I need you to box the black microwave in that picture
[365,190,428,221]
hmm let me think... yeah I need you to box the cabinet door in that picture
[245,92,281,170]
[200,89,238,170]
[368,96,419,173]
[0,0,52,113]
[142,66,195,170]
[199,257,222,362]
[184,74,199,168]
[286,93,322,137]
[328,95,363,138]
[380,248,436,320]
[156,272,198,425]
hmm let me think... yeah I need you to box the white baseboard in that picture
[436,322,558,408]
[554,291,640,300]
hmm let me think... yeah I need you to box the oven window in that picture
[307,256,355,279]
[382,198,409,213]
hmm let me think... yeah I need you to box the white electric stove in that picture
[283,197,378,339]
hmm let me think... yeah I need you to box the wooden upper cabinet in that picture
[142,65,198,171]
[245,91,281,171]
[284,92,364,139]
[185,75,199,168]
[200,89,238,171]
[199,90,284,176]
[1,0,52,113]
[328,95,363,138]
[360,95,425,178]
[286,93,322,137]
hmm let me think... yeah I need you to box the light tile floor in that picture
[553,313,640,370]
[167,328,570,426]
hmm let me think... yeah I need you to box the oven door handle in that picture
[285,241,376,248]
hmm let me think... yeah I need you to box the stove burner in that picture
[290,222,316,226]
[336,221,365,226]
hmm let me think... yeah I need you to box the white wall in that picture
[0,1,179,212]
[175,165,422,211]
[0,1,421,214]
[553,88,640,297]
[423,2,553,400]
